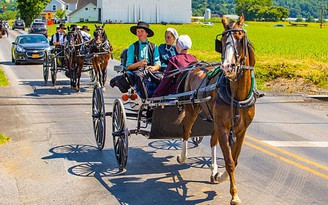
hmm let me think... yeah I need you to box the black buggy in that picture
[91,57,221,170]
[42,44,95,86]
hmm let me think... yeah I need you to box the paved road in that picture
[0,30,327,205]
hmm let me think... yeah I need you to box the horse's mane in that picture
[245,40,255,67]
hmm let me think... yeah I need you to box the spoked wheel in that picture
[191,136,204,146]
[112,99,129,170]
[51,57,57,86]
[92,82,106,150]
[42,52,49,84]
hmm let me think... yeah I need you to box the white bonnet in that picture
[166,28,179,39]
[176,35,192,50]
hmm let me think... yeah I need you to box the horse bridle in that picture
[66,30,84,58]
[93,28,111,52]
[219,28,253,81]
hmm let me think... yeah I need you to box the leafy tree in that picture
[16,0,50,25]
[306,14,315,22]
[0,10,18,20]
[295,16,304,22]
[55,9,66,23]
[191,0,327,19]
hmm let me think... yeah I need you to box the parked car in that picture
[28,22,48,37]
[12,19,25,30]
[203,21,214,26]
[11,34,50,65]
[274,24,285,27]
[33,19,44,23]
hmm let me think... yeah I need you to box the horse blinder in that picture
[215,34,222,53]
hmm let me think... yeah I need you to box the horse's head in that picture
[66,29,83,54]
[219,14,254,81]
[93,24,106,44]
[92,24,113,53]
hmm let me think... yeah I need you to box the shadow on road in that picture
[42,143,221,204]
[0,60,14,66]
[20,80,88,96]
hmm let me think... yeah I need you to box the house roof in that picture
[77,0,97,10]
[68,0,97,16]
[63,0,78,3]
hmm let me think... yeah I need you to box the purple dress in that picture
[152,53,197,97]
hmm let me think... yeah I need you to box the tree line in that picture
[1,0,327,23]
[192,0,327,21]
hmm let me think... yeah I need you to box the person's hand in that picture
[138,59,147,67]
[54,42,60,46]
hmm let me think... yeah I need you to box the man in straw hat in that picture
[125,21,161,99]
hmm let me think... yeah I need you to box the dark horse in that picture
[176,14,256,205]
[90,24,113,91]
[66,26,85,92]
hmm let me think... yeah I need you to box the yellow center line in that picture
[246,135,328,172]
[244,136,328,180]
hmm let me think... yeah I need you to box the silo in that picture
[205,8,211,20]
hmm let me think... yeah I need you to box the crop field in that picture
[47,21,328,90]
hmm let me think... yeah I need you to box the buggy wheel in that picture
[191,137,204,146]
[92,82,106,150]
[51,57,57,86]
[112,99,129,170]
[42,52,49,84]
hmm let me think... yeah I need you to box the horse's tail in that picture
[175,109,185,125]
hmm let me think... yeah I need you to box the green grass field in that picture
[35,21,328,90]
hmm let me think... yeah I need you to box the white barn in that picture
[97,0,191,23]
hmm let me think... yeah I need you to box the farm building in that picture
[97,0,192,24]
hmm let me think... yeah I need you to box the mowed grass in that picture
[47,21,328,89]
[0,67,9,87]
[0,133,10,144]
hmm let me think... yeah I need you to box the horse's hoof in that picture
[231,195,241,205]
[214,171,228,183]
[210,175,219,184]
[177,156,185,164]
[72,86,79,92]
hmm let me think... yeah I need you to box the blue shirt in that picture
[158,44,178,71]
[126,40,161,67]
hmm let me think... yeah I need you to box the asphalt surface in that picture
[0,29,327,205]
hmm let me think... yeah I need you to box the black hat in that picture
[58,23,66,29]
[82,25,90,31]
[130,21,154,37]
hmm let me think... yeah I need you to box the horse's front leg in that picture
[100,64,107,91]
[92,58,99,84]
[210,128,229,183]
[218,130,240,205]
[177,105,199,164]
[75,63,83,92]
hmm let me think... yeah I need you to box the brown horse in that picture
[66,26,85,92]
[90,24,113,90]
[176,14,256,205]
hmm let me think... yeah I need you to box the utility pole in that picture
[204,0,207,23]
[320,0,327,28]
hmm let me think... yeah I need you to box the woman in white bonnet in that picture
[158,28,179,71]
[153,35,198,97]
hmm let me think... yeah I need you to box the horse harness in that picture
[169,28,257,147]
